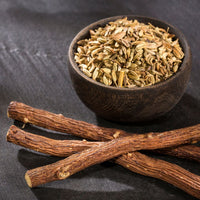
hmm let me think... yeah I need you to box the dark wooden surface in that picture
[0,0,200,200]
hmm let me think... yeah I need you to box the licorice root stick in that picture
[23,124,200,194]
[7,102,200,198]
[7,125,200,199]
[7,101,200,161]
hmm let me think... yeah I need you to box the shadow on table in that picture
[31,188,134,200]
[30,187,197,200]
[17,149,198,200]
[96,93,200,134]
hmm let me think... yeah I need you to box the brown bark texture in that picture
[7,101,200,161]
[6,125,101,157]
[154,145,200,162]
[8,125,200,198]
[23,123,200,197]
[7,102,200,198]
[7,125,200,162]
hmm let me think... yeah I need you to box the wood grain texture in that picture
[154,145,200,162]
[114,152,200,199]
[8,102,200,197]
[8,125,200,198]
[6,125,101,157]
[68,16,192,122]
[8,101,200,162]
[8,101,129,141]
[24,123,200,187]
[25,152,200,198]
[7,125,200,163]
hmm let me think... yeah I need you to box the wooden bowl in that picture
[68,16,192,122]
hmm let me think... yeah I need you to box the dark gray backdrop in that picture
[0,0,200,199]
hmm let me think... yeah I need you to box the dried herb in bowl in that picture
[74,17,184,88]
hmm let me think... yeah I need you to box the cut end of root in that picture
[6,129,10,142]
[7,101,16,118]
[6,125,17,142]
[25,173,32,188]
[7,110,10,118]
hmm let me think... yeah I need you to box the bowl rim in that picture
[68,15,191,91]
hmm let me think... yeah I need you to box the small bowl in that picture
[68,15,192,122]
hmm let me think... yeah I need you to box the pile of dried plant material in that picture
[74,18,184,87]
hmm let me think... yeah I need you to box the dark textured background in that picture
[0,0,200,199]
